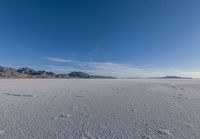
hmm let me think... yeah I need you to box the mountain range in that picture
[0,66,115,79]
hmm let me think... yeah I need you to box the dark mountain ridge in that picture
[157,76,192,79]
[147,76,192,79]
[0,66,115,79]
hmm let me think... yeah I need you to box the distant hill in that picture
[0,66,115,79]
[0,66,27,78]
[68,71,115,79]
[68,71,90,78]
[157,76,192,79]
[17,67,57,78]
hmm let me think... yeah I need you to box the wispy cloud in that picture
[44,57,77,63]
[44,57,150,77]
[44,57,200,78]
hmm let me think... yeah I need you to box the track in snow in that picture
[0,79,200,139]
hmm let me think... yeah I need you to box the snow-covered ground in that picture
[0,79,200,139]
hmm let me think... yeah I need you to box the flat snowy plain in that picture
[0,79,200,139]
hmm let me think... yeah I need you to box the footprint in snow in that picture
[185,96,190,99]
[130,108,137,112]
[175,94,190,100]
[157,129,173,137]
[81,112,93,118]
[54,114,71,120]
[184,123,194,129]
[144,104,151,108]
[5,93,34,97]
[59,114,71,118]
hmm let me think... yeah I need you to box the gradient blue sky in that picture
[0,0,200,77]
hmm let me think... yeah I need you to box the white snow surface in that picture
[0,79,200,139]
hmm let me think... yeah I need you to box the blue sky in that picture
[0,0,200,77]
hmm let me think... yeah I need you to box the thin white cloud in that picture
[44,57,148,77]
[44,57,200,78]
[44,57,77,63]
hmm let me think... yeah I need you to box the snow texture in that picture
[0,79,200,139]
